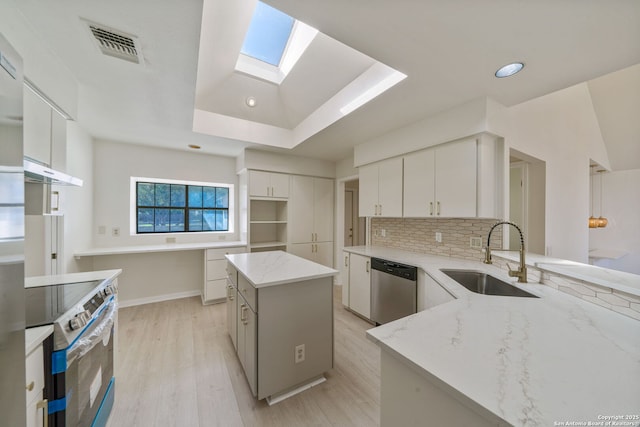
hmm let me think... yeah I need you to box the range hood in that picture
[24,157,83,187]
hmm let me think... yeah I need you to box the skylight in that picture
[240,2,294,67]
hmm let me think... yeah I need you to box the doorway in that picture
[344,180,365,247]
[509,149,546,254]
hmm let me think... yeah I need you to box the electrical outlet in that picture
[112,227,120,237]
[435,232,442,243]
[218,235,226,240]
[98,226,106,235]
[295,344,305,364]
[166,237,176,244]
[381,229,386,237]
[470,237,482,249]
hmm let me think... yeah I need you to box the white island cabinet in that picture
[225,251,338,403]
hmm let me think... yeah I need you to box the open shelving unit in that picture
[249,199,288,252]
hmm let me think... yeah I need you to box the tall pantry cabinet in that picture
[289,176,334,267]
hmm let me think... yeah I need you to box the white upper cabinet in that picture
[23,88,67,169]
[359,157,403,217]
[249,170,289,198]
[404,139,477,218]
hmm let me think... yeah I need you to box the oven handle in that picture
[66,300,117,365]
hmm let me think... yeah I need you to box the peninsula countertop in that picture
[225,250,338,288]
[344,246,640,426]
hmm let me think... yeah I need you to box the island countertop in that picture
[344,246,640,426]
[225,251,338,288]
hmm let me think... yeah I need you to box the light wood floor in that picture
[107,287,380,427]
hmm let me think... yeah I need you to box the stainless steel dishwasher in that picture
[371,258,417,325]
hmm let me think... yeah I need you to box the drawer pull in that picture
[26,381,35,392]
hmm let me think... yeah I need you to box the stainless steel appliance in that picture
[0,32,26,427]
[371,258,417,325]
[26,278,118,427]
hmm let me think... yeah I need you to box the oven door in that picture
[52,300,116,427]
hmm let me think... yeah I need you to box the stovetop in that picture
[25,280,104,328]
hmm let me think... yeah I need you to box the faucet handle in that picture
[506,263,518,276]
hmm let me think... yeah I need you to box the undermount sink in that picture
[440,269,539,298]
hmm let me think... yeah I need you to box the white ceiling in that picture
[10,0,640,165]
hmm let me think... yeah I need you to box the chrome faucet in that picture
[483,221,528,283]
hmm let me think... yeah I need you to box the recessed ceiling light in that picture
[246,96,257,107]
[495,62,524,78]
[188,144,201,150]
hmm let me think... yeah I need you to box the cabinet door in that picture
[50,110,67,170]
[249,171,270,197]
[358,163,379,217]
[241,303,258,397]
[418,273,455,311]
[289,175,314,243]
[435,139,477,217]
[403,149,435,217]
[349,253,371,318]
[378,157,403,217]
[315,241,333,268]
[341,252,350,307]
[205,279,227,301]
[23,88,52,165]
[314,178,334,242]
[270,172,290,198]
[227,284,238,351]
[288,242,314,262]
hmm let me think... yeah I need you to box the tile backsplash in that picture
[370,217,640,321]
[370,217,502,261]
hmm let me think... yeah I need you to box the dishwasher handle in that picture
[371,258,417,281]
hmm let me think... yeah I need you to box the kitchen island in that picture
[344,246,640,427]
[225,251,338,404]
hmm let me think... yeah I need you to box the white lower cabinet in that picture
[203,246,245,304]
[226,264,238,351]
[418,272,455,311]
[341,251,350,307]
[348,253,371,319]
[25,343,46,427]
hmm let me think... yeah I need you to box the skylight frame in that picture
[235,4,318,85]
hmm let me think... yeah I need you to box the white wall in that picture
[238,148,335,178]
[589,169,640,274]
[93,139,239,247]
[506,83,611,262]
[61,121,94,273]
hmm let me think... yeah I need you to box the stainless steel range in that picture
[26,277,118,427]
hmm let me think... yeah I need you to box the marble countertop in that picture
[492,250,640,297]
[225,251,338,288]
[74,241,247,257]
[25,269,122,288]
[25,325,53,356]
[343,246,640,426]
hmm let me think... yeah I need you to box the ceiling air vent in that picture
[86,21,143,64]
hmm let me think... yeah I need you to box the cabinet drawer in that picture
[205,279,227,301]
[206,246,245,261]
[25,344,44,406]
[206,259,227,281]
[238,275,257,311]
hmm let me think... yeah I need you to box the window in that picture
[135,180,230,233]
[240,1,294,66]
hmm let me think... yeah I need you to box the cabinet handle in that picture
[37,399,48,427]
[437,201,441,216]
[26,381,35,391]
[366,260,370,273]
[344,255,348,267]
[240,304,247,323]
[227,285,234,300]
[429,202,434,215]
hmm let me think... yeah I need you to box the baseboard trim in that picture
[118,290,201,308]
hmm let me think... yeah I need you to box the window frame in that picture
[130,177,234,235]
